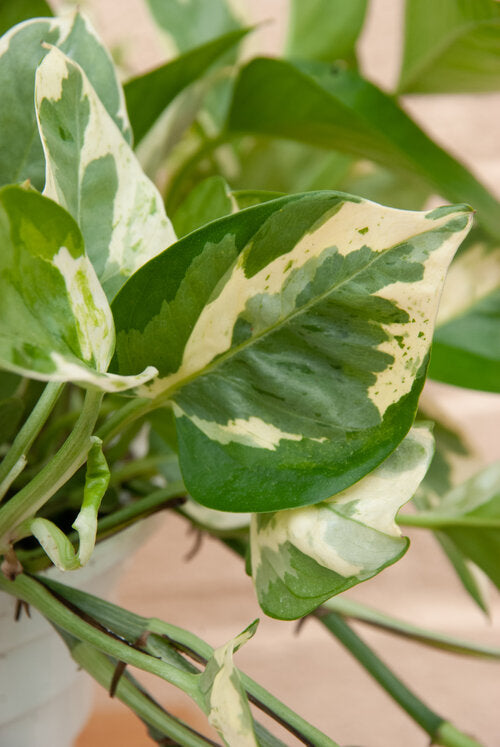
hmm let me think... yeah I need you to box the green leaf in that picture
[227,57,500,239]
[124,28,249,145]
[429,234,500,392]
[172,175,234,237]
[0,185,156,391]
[36,45,176,300]
[416,403,489,613]
[398,0,500,94]
[286,0,368,64]
[113,192,471,513]
[230,139,430,211]
[0,0,52,37]
[0,11,131,190]
[146,0,241,53]
[200,621,259,747]
[251,425,434,620]
[0,371,22,398]
[409,463,500,589]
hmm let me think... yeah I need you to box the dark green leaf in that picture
[0,397,24,443]
[398,0,500,94]
[227,57,500,239]
[124,28,249,145]
[0,0,52,37]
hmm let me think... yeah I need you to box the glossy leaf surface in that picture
[0,12,130,190]
[399,0,500,93]
[36,46,176,300]
[251,426,434,619]
[113,192,471,512]
[227,57,500,239]
[286,0,368,64]
[0,185,156,391]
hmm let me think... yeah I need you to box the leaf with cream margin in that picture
[398,0,500,94]
[113,191,472,513]
[250,425,434,620]
[429,232,500,392]
[35,46,176,301]
[0,185,156,391]
[199,620,259,747]
[0,0,52,37]
[227,57,500,240]
[0,11,130,190]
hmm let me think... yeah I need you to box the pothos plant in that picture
[0,1,499,745]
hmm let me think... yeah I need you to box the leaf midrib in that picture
[157,214,459,404]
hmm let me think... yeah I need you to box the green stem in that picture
[0,382,63,501]
[69,641,218,747]
[18,484,187,572]
[96,397,155,445]
[315,610,483,747]
[0,572,202,705]
[147,620,338,746]
[398,513,500,529]
[0,389,103,549]
[323,597,500,659]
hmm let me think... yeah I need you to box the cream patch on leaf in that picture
[50,353,158,392]
[52,246,114,369]
[367,211,473,416]
[173,406,303,450]
[331,425,434,536]
[36,47,176,289]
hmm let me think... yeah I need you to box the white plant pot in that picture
[0,519,154,747]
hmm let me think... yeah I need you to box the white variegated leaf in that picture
[35,45,176,300]
[250,425,434,619]
[0,185,156,392]
[0,11,130,190]
[113,191,472,513]
[199,621,259,747]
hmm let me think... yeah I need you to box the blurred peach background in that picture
[43,0,500,744]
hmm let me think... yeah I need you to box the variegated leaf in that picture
[250,425,434,620]
[36,46,176,300]
[429,232,500,392]
[199,621,259,747]
[0,185,156,391]
[113,192,472,513]
[0,11,130,190]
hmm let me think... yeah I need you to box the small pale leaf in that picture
[199,620,259,747]
[250,426,434,619]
